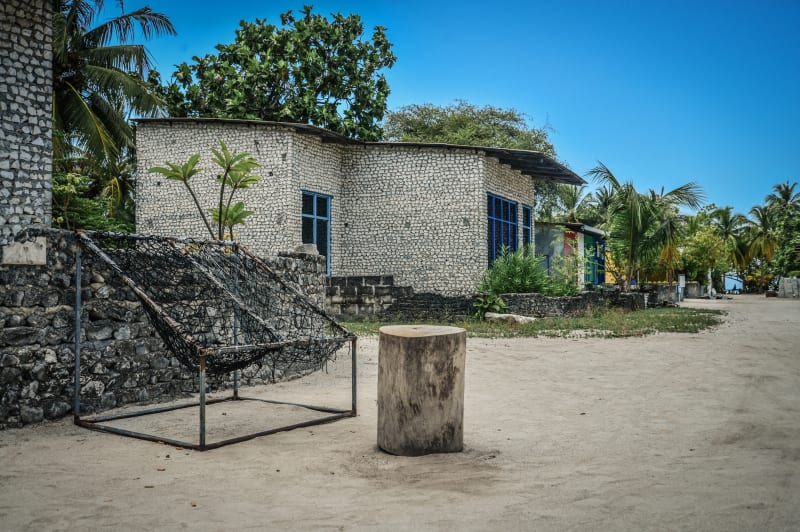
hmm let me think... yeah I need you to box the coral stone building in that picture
[0,0,52,247]
[136,118,584,295]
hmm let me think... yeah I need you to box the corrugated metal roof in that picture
[137,117,586,186]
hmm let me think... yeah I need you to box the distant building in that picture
[136,118,583,296]
[534,222,606,287]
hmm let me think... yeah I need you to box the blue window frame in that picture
[487,193,518,265]
[301,190,331,275]
[522,205,532,247]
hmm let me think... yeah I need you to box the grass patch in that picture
[341,307,725,338]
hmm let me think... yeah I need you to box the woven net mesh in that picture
[78,231,352,376]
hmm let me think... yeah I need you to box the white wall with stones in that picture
[136,120,536,295]
[137,121,296,257]
[339,145,488,294]
[292,133,345,272]
[0,0,52,245]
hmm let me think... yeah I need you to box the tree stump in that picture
[377,325,466,456]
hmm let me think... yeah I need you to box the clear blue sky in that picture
[124,0,799,216]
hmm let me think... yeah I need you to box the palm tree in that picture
[591,185,615,224]
[746,205,780,262]
[53,0,176,163]
[587,162,704,290]
[711,206,749,285]
[556,184,592,223]
[765,181,800,216]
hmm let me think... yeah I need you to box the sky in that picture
[120,0,799,216]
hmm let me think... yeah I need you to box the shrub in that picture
[473,292,508,319]
[478,246,551,295]
[478,246,581,298]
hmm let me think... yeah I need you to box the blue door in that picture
[301,191,331,274]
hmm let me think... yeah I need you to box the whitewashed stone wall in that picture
[137,121,296,257]
[0,0,52,245]
[292,133,345,271]
[136,120,536,296]
[340,145,487,294]
[485,157,534,216]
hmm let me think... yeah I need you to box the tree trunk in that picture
[377,325,466,456]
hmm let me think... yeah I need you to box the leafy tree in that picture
[765,181,800,216]
[52,171,134,232]
[708,206,748,286]
[383,100,555,154]
[682,219,727,288]
[587,162,704,290]
[148,141,261,241]
[745,205,779,263]
[765,181,800,277]
[155,6,395,140]
[53,0,176,162]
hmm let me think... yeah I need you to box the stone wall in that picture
[327,275,474,321]
[501,291,647,318]
[778,277,800,298]
[684,282,702,299]
[339,144,490,295]
[136,121,297,257]
[0,229,328,430]
[136,119,536,296]
[326,275,647,322]
[0,0,52,245]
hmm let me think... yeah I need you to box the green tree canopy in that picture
[53,0,176,162]
[587,162,705,290]
[154,6,396,140]
[383,100,555,155]
[765,181,800,277]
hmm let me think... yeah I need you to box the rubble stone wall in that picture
[0,229,327,430]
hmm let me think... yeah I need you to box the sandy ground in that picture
[1,295,799,531]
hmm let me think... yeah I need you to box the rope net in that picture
[78,231,352,376]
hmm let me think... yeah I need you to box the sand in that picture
[1,295,799,531]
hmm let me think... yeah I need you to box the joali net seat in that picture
[72,231,357,450]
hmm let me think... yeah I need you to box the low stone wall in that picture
[381,292,476,322]
[0,229,327,430]
[327,276,473,321]
[638,284,679,305]
[501,291,647,318]
[326,276,647,321]
[778,277,800,298]
[684,282,703,298]
[326,275,401,318]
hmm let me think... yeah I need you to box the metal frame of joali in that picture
[71,231,357,451]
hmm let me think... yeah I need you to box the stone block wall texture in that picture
[339,144,488,295]
[326,275,474,321]
[502,291,647,318]
[778,277,800,298]
[0,0,52,245]
[325,275,648,322]
[684,282,702,299]
[136,119,535,296]
[0,229,328,430]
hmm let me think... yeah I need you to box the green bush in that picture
[473,292,507,319]
[478,246,580,297]
[479,247,551,295]
[52,172,134,233]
